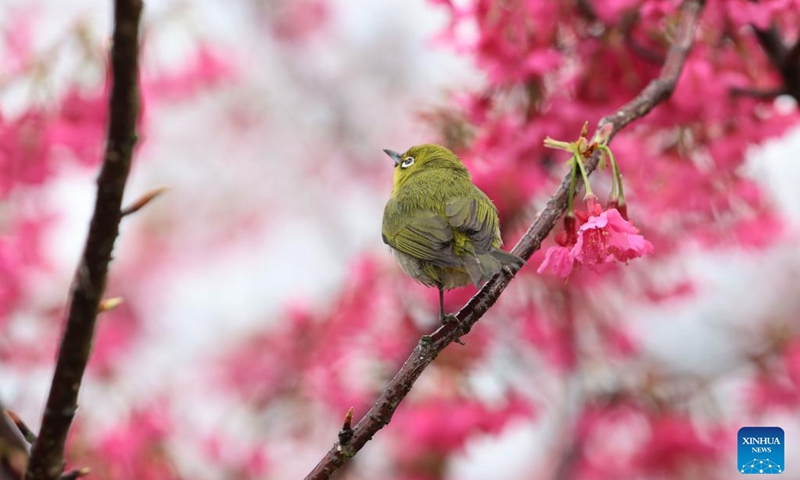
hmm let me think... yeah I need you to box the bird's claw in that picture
[440,314,466,345]
[440,313,457,325]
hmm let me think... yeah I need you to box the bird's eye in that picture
[400,156,415,169]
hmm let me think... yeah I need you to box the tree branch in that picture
[23,1,143,479]
[729,86,786,99]
[753,25,787,67]
[753,25,800,101]
[303,0,705,478]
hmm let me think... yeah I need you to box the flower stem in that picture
[599,145,625,206]
[543,137,573,151]
[607,150,618,201]
[573,152,594,198]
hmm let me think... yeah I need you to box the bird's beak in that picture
[383,149,403,166]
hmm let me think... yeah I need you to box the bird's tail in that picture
[463,249,526,288]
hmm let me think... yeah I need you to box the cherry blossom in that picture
[572,207,654,268]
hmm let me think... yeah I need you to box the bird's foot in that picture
[440,314,466,345]
[440,313,457,325]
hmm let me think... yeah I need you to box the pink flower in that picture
[145,43,236,101]
[521,311,577,370]
[594,0,642,24]
[538,198,653,278]
[2,11,33,76]
[734,213,784,248]
[0,110,52,196]
[269,0,329,44]
[537,245,575,278]
[67,404,182,480]
[392,395,531,463]
[89,297,141,378]
[50,87,108,166]
[633,415,724,475]
[537,216,579,278]
[572,208,653,268]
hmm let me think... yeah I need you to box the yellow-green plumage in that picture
[381,144,523,320]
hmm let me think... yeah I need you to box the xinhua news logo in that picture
[738,427,784,474]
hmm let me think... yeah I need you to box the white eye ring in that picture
[401,156,415,168]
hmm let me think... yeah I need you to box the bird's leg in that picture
[438,286,445,322]
[439,286,465,345]
[438,286,454,323]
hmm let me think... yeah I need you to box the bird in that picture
[381,144,524,322]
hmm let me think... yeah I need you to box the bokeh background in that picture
[2,0,800,479]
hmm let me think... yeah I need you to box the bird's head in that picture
[383,144,468,192]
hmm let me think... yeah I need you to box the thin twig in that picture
[97,297,124,313]
[0,401,29,480]
[57,469,90,480]
[120,186,167,217]
[24,1,143,480]
[4,411,35,445]
[303,0,705,478]
[337,408,354,446]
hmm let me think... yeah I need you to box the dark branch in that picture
[730,86,786,99]
[303,1,705,478]
[782,36,800,100]
[553,435,584,480]
[575,0,599,21]
[753,25,800,101]
[787,37,800,68]
[754,25,787,67]
[626,36,667,65]
[23,1,143,480]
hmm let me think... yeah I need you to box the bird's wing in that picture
[382,201,462,268]
[444,192,499,254]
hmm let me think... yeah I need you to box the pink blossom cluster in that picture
[435,0,795,261]
[573,403,726,479]
[539,196,654,278]
[266,0,329,44]
[0,17,241,479]
[67,407,181,480]
[748,338,800,409]
[0,88,106,197]
[0,27,236,357]
[390,395,531,478]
